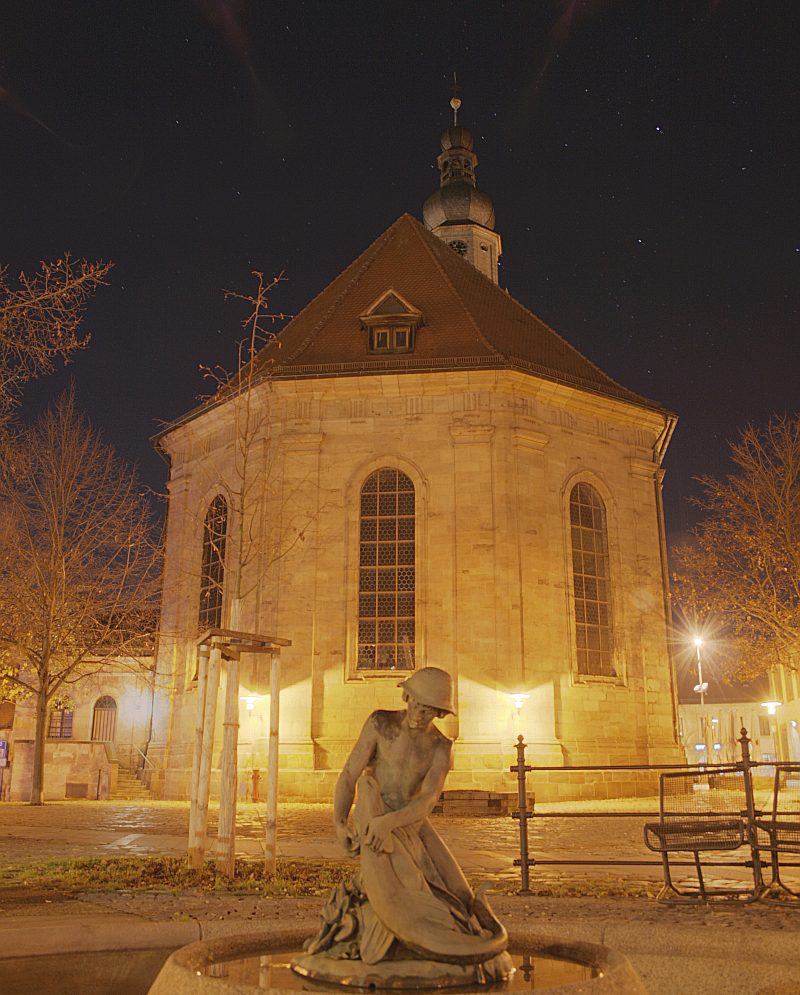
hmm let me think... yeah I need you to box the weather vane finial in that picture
[450,71,461,126]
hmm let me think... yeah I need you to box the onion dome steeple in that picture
[422,85,502,284]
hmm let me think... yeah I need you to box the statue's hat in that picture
[398,667,455,715]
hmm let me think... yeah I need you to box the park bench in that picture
[643,768,759,902]
[756,762,800,899]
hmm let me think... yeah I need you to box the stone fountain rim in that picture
[148,924,646,995]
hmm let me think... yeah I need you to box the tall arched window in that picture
[198,494,228,631]
[358,468,415,670]
[570,482,615,677]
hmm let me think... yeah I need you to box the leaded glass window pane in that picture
[570,483,615,677]
[358,468,415,670]
[48,708,73,739]
[198,494,228,631]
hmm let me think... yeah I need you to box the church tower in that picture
[422,93,502,283]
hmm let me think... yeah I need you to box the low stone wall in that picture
[9,739,112,802]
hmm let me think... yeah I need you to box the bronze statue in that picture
[292,667,513,989]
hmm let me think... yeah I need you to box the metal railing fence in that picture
[510,728,800,899]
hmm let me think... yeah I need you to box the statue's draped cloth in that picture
[343,774,508,965]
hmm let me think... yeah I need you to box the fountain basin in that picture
[147,925,646,995]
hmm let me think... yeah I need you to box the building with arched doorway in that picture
[152,105,682,802]
[4,663,156,802]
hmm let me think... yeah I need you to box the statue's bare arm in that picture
[361,738,452,853]
[333,711,379,854]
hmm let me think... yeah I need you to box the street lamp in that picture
[761,701,782,762]
[692,636,708,706]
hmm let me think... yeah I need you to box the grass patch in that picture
[497,877,662,899]
[0,856,662,902]
[0,856,355,897]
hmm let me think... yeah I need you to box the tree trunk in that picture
[215,651,240,876]
[30,684,48,805]
[264,650,280,874]
[188,645,220,869]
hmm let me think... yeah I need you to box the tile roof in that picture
[246,213,668,413]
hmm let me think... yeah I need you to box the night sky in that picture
[3,1,798,546]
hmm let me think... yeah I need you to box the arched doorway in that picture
[91,696,117,742]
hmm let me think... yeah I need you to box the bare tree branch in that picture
[673,413,800,680]
[0,256,112,416]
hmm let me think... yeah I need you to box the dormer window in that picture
[361,290,423,356]
[369,325,412,353]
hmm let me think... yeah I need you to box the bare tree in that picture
[0,389,162,803]
[0,256,111,418]
[181,271,326,873]
[672,414,800,681]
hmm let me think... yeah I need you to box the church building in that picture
[152,103,681,802]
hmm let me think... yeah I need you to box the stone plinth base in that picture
[292,952,511,989]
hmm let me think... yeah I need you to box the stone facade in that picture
[6,665,157,802]
[155,362,680,802]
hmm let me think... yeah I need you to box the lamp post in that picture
[692,636,708,706]
[692,636,710,762]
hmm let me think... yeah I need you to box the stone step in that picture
[111,769,155,800]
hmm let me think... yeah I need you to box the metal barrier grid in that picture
[510,728,800,899]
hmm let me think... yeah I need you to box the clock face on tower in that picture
[448,239,468,256]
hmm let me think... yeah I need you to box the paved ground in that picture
[0,798,666,884]
[0,800,799,994]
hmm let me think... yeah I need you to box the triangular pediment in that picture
[363,289,421,321]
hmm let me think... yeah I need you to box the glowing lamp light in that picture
[693,636,703,649]
[761,701,782,716]
[241,695,257,712]
[694,743,706,751]
[509,693,530,713]
[791,720,798,730]
[713,743,722,751]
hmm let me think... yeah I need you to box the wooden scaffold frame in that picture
[188,627,291,875]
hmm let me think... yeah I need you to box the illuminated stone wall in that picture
[7,665,155,802]
[156,366,681,802]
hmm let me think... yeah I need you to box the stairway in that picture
[111,767,155,801]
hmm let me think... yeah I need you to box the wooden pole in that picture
[264,649,280,874]
[187,647,209,861]
[215,649,240,876]
[215,599,243,877]
[188,644,221,869]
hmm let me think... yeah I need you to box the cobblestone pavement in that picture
[0,800,644,855]
[0,799,646,850]
[0,799,738,888]
[2,799,798,896]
